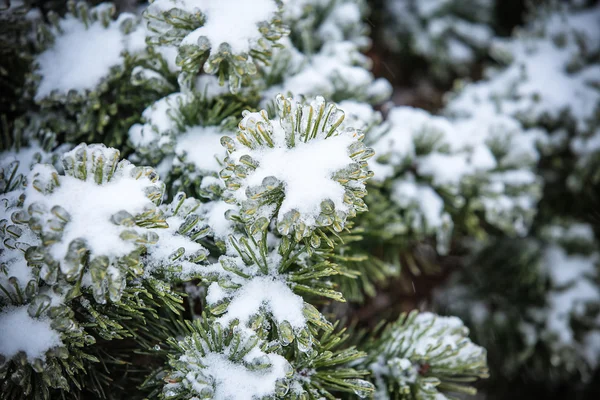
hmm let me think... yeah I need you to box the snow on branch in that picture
[163,319,291,400]
[12,143,207,304]
[220,94,374,244]
[145,0,289,93]
[364,311,488,400]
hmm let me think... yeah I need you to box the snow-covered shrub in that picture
[0,143,207,397]
[365,105,542,257]
[221,95,373,241]
[162,318,293,399]
[431,6,600,389]
[447,3,600,133]
[381,0,496,81]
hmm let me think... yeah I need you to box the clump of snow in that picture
[165,328,290,400]
[145,213,208,280]
[213,276,306,329]
[178,351,288,399]
[174,125,228,175]
[240,133,355,223]
[0,305,63,362]
[370,107,453,181]
[199,200,236,241]
[182,0,278,53]
[25,162,158,261]
[149,0,279,54]
[391,179,449,233]
[34,8,139,100]
[203,241,308,332]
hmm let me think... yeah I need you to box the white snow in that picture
[391,179,446,231]
[152,0,279,54]
[243,134,355,223]
[385,0,494,69]
[214,276,306,329]
[0,306,63,362]
[25,162,157,261]
[145,214,207,279]
[194,75,231,99]
[35,12,136,100]
[169,334,290,400]
[174,125,227,174]
[447,4,600,133]
[263,41,388,103]
[370,311,485,399]
[0,223,38,298]
[129,92,190,148]
[201,200,236,241]
[418,153,473,186]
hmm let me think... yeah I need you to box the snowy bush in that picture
[5,0,600,399]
